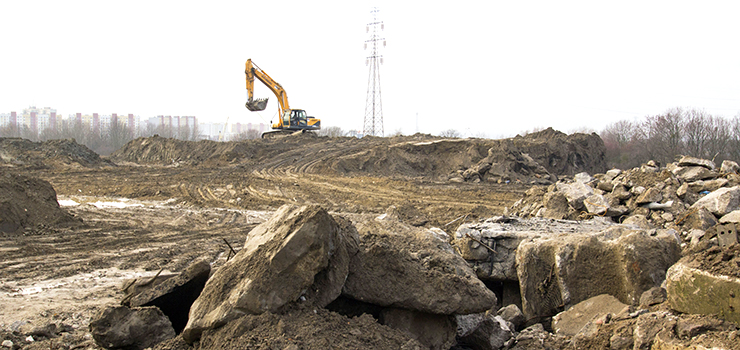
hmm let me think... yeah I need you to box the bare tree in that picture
[318,126,346,138]
[439,129,461,138]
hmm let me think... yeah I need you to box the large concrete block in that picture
[666,262,740,325]
[89,306,175,350]
[183,204,352,343]
[454,218,616,282]
[515,227,680,320]
[691,186,740,216]
[343,216,496,315]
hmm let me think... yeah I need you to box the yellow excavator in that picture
[245,59,320,137]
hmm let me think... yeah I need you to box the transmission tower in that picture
[363,7,385,137]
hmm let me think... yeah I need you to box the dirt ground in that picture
[0,134,533,349]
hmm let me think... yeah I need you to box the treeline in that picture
[601,107,740,169]
[0,120,199,155]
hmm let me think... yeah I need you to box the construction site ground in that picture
[0,134,534,349]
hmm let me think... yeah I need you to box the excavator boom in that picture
[245,59,289,113]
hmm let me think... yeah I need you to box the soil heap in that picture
[0,138,113,169]
[110,130,605,184]
[0,172,78,235]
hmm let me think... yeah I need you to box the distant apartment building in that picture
[68,113,141,134]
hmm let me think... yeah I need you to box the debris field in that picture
[0,130,739,350]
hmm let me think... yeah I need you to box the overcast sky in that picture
[2,1,739,138]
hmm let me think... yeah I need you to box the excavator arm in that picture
[245,59,290,114]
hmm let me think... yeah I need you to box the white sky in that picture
[1,1,739,138]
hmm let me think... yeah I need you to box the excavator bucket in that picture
[245,98,268,111]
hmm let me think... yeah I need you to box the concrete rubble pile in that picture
[508,156,740,246]
[86,156,740,350]
[89,204,503,350]
[449,155,740,349]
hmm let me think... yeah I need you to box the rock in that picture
[719,209,740,224]
[635,187,663,204]
[605,168,622,181]
[612,184,632,201]
[1,340,12,348]
[380,308,456,350]
[633,311,671,350]
[666,261,740,325]
[721,160,739,174]
[455,314,514,350]
[456,313,486,338]
[542,191,571,220]
[344,217,496,315]
[691,186,740,216]
[574,172,595,184]
[552,294,627,336]
[688,178,729,193]
[679,207,718,231]
[676,183,689,197]
[673,166,718,182]
[454,218,615,281]
[678,156,715,170]
[496,304,525,331]
[89,306,175,350]
[516,227,680,320]
[183,204,352,343]
[597,180,614,192]
[584,194,609,215]
[128,258,211,334]
[556,181,594,210]
[639,286,667,308]
[622,215,653,229]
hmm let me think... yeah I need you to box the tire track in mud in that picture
[0,201,270,281]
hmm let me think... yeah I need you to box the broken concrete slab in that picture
[515,227,680,321]
[454,217,615,281]
[556,181,594,211]
[666,261,740,325]
[455,313,514,350]
[672,166,718,182]
[691,186,740,217]
[343,217,496,315]
[89,306,175,350]
[128,258,211,334]
[721,160,740,174]
[639,286,667,308]
[552,294,627,336]
[719,209,740,224]
[678,156,716,170]
[496,304,525,331]
[182,204,350,343]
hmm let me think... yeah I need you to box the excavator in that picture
[245,59,320,137]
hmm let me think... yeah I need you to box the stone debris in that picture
[70,155,740,349]
[89,306,175,350]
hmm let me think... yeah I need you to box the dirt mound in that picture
[513,127,607,176]
[190,307,423,350]
[111,130,605,185]
[0,172,79,235]
[0,138,113,169]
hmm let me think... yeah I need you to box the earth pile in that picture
[0,172,79,235]
[0,138,113,169]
